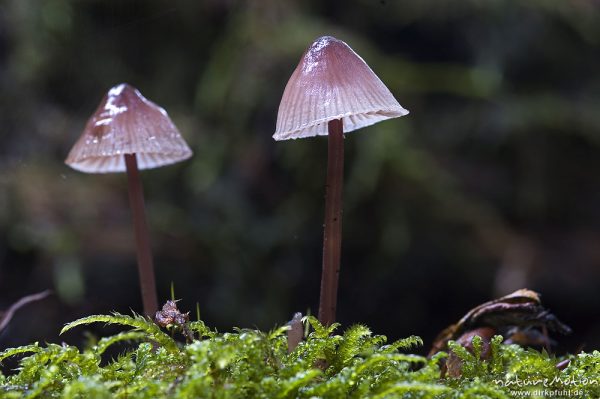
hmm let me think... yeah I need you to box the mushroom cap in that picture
[274,36,409,141]
[65,83,192,173]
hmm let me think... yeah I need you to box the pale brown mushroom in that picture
[274,36,409,326]
[66,83,192,317]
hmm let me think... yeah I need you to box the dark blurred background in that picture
[1,0,599,354]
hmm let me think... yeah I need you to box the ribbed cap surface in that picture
[274,36,408,141]
[65,83,192,173]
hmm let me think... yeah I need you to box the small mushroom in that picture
[274,36,409,325]
[66,83,192,317]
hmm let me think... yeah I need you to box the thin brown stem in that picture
[125,153,158,317]
[318,119,344,326]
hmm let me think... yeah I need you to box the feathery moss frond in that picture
[95,331,147,355]
[330,324,372,373]
[0,344,41,364]
[60,313,178,352]
[383,335,424,353]
[275,369,321,399]
[371,382,450,399]
[302,315,340,338]
[188,320,215,339]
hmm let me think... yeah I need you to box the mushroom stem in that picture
[124,153,159,317]
[318,118,344,326]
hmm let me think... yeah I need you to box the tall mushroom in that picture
[65,83,192,317]
[274,36,409,326]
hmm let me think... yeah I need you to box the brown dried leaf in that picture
[430,289,571,357]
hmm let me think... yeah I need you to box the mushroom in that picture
[65,83,192,317]
[274,36,409,326]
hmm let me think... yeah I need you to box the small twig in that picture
[0,290,52,332]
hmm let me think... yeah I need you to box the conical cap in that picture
[274,36,408,141]
[65,83,192,173]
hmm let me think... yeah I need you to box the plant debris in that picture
[154,300,193,342]
[0,290,52,333]
[429,288,572,377]
[286,312,304,353]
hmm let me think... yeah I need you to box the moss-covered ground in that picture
[0,314,598,398]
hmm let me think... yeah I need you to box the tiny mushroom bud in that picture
[274,36,408,326]
[286,312,304,353]
[66,83,192,317]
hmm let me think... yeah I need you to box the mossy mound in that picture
[0,314,598,398]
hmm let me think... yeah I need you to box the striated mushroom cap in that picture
[274,36,408,141]
[66,83,192,173]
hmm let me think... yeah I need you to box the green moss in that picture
[0,313,597,398]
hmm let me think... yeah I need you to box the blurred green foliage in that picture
[0,0,599,352]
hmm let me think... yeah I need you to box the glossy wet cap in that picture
[65,83,192,173]
[274,36,409,141]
